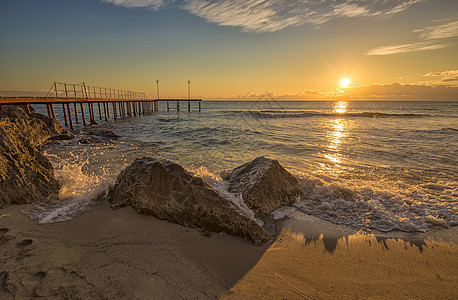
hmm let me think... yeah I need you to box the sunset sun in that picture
[340,78,350,87]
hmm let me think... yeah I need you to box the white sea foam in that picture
[22,143,119,224]
[272,206,298,220]
[191,166,257,221]
[290,170,458,233]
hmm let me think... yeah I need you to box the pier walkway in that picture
[0,82,202,130]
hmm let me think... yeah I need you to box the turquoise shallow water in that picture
[31,101,458,233]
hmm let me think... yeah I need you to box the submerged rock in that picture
[226,157,302,218]
[78,128,119,144]
[0,107,72,208]
[87,128,119,139]
[78,136,114,145]
[108,157,270,244]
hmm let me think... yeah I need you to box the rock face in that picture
[226,157,302,218]
[0,107,73,208]
[30,112,74,140]
[108,157,270,244]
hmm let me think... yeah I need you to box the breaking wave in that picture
[246,110,432,119]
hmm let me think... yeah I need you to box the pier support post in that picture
[103,102,108,122]
[113,102,117,120]
[46,104,51,118]
[50,104,56,120]
[188,101,190,112]
[98,102,102,120]
[167,101,169,111]
[62,104,68,127]
[177,100,180,111]
[74,103,79,123]
[80,103,86,126]
[199,101,201,112]
[67,103,73,130]
[90,103,95,124]
[127,102,132,117]
[24,104,31,115]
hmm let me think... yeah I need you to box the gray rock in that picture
[108,157,270,244]
[226,157,302,218]
[0,107,62,208]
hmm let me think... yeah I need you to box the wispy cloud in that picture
[182,0,424,32]
[366,41,448,55]
[101,0,171,10]
[414,20,458,39]
[102,0,423,32]
[424,70,458,83]
[367,18,458,56]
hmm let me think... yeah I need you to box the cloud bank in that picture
[215,82,458,101]
[103,0,423,32]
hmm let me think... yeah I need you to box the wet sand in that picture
[1,205,457,299]
[0,204,267,299]
[223,214,458,299]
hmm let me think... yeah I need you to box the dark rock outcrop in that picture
[226,157,302,218]
[0,107,72,208]
[87,128,119,139]
[108,157,270,244]
[78,128,119,144]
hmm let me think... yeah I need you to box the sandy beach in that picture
[1,203,457,299]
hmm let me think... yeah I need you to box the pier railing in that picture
[46,82,147,100]
[0,81,202,130]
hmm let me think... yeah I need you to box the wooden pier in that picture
[0,82,202,130]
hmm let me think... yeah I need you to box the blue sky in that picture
[1,0,457,100]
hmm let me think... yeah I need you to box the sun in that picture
[340,78,350,87]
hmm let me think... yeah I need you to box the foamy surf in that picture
[291,170,458,233]
[22,140,120,224]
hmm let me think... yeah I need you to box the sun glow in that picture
[340,78,350,87]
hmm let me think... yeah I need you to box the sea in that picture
[23,100,458,237]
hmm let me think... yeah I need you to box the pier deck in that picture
[0,82,202,130]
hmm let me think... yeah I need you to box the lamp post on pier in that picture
[187,80,191,112]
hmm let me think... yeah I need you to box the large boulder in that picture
[0,107,66,208]
[108,157,270,244]
[226,157,302,218]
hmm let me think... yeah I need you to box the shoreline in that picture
[2,203,457,299]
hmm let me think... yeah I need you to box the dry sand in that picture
[1,204,457,299]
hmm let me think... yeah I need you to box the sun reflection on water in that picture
[334,101,348,114]
[322,102,351,170]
